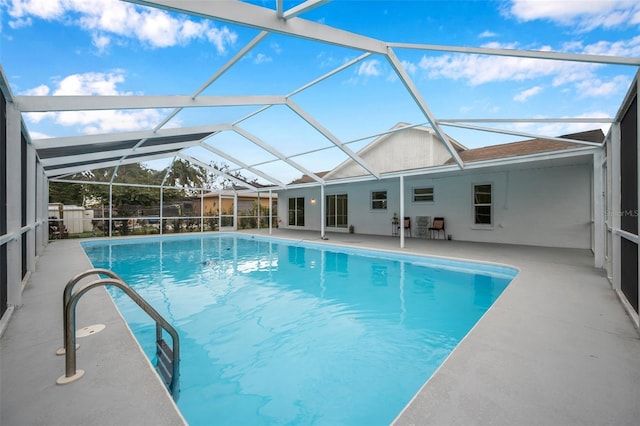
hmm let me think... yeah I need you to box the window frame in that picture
[412,186,434,203]
[371,190,387,210]
[326,193,348,228]
[287,196,305,227]
[472,183,493,227]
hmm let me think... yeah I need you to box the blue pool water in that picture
[82,234,517,426]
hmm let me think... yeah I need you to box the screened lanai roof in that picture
[6,0,640,189]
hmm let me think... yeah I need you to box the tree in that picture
[83,163,160,206]
[48,159,259,208]
[208,161,259,190]
[49,181,84,205]
[164,159,207,192]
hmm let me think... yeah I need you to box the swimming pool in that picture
[82,234,517,425]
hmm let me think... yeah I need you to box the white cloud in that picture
[418,50,579,86]
[578,35,640,57]
[513,85,543,102]
[6,0,237,53]
[385,59,417,83]
[481,41,522,50]
[8,16,32,29]
[205,27,238,54]
[56,109,167,134]
[52,71,131,95]
[507,0,640,30]
[28,130,54,140]
[270,42,282,55]
[21,71,171,133]
[254,53,272,64]
[416,38,634,100]
[91,33,111,52]
[24,112,55,124]
[574,75,631,98]
[250,41,282,65]
[7,0,65,20]
[20,84,50,95]
[479,30,498,38]
[357,59,381,77]
[401,60,417,75]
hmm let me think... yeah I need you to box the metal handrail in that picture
[61,268,123,354]
[63,268,123,307]
[60,275,180,398]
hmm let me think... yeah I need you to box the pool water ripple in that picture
[82,235,516,426]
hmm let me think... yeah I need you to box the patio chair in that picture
[403,217,411,237]
[428,217,445,239]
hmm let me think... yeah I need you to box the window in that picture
[473,184,492,225]
[288,197,304,226]
[326,194,348,228]
[413,187,434,202]
[371,191,387,210]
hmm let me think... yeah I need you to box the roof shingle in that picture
[444,129,604,164]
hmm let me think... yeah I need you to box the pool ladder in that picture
[56,268,180,400]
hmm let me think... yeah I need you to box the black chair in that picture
[428,217,445,239]
[403,217,411,237]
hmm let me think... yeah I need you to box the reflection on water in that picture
[82,235,516,426]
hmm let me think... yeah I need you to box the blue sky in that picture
[1,0,639,183]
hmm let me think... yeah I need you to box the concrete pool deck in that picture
[1,230,639,425]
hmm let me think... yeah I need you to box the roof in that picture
[289,171,330,185]
[444,129,605,165]
[290,128,604,184]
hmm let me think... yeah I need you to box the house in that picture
[276,124,603,250]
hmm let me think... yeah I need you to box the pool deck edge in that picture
[0,239,186,426]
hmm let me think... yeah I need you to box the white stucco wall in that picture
[403,163,592,248]
[278,161,593,249]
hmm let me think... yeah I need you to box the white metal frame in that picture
[13,0,636,187]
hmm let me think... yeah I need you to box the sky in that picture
[1,0,639,184]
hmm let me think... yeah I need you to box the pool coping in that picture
[2,229,639,425]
